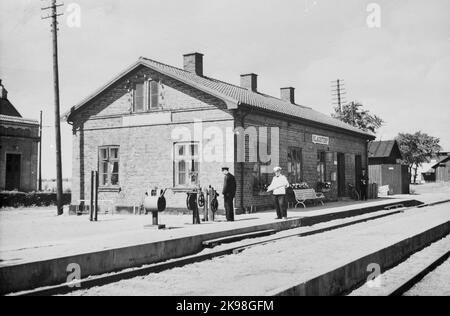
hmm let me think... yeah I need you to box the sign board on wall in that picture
[312,134,330,145]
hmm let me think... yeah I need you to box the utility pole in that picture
[42,0,64,215]
[331,79,347,114]
[39,110,43,191]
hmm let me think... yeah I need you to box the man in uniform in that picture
[360,169,369,201]
[222,167,236,222]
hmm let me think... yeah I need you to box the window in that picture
[133,83,145,112]
[99,146,120,186]
[133,80,159,112]
[317,151,326,183]
[252,130,272,194]
[288,148,303,183]
[149,80,159,109]
[252,163,271,194]
[174,142,200,187]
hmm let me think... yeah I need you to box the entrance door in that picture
[5,154,21,191]
[355,155,362,192]
[337,153,346,197]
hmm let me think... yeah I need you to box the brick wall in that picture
[69,65,370,214]
[234,112,369,212]
[70,67,235,211]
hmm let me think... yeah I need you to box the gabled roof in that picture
[368,140,402,159]
[0,114,39,126]
[63,56,375,138]
[0,98,22,117]
[431,156,450,169]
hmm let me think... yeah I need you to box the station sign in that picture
[312,134,330,145]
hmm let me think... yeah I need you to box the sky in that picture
[1,0,449,179]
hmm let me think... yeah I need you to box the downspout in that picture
[233,106,251,214]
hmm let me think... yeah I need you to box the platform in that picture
[0,197,423,294]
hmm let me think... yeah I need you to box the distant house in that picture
[368,140,409,195]
[430,156,450,182]
[0,80,40,192]
[420,152,450,183]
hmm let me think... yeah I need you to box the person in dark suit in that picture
[360,169,369,201]
[222,167,236,222]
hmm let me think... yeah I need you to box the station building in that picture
[0,80,40,192]
[64,53,375,213]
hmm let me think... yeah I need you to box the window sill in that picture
[253,191,271,197]
[171,187,200,193]
[98,186,121,193]
[131,108,165,114]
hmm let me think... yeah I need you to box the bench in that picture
[293,189,325,208]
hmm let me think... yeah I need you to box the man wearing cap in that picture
[222,167,236,222]
[267,167,290,220]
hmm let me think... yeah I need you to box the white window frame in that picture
[173,142,200,188]
[133,80,160,112]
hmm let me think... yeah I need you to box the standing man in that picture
[360,169,369,201]
[222,167,236,222]
[267,167,290,220]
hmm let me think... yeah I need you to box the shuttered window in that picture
[133,80,160,112]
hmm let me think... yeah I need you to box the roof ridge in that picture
[141,56,311,109]
[66,56,374,138]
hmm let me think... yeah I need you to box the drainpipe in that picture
[233,108,251,214]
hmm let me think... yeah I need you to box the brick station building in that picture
[0,80,40,192]
[64,53,375,213]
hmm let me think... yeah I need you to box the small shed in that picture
[431,156,450,182]
[368,140,410,195]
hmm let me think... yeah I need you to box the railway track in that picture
[10,200,449,296]
[388,250,450,296]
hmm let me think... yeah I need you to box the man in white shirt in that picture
[267,166,290,219]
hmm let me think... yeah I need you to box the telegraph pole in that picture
[39,110,43,191]
[331,79,346,114]
[42,0,64,215]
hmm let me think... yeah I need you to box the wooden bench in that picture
[293,189,325,208]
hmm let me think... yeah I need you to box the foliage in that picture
[396,132,442,183]
[332,102,384,134]
[291,182,310,190]
[0,191,71,208]
[317,182,332,192]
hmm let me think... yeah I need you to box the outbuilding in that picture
[431,156,450,182]
[368,140,410,195]
[64,53,375,213]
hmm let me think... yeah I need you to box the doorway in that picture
[5,154,21,191]
[355,155,362,192]
[337,153,346,197]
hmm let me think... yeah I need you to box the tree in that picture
[332,102,384,134]
[396,132,442,184]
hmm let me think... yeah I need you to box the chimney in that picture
[240,73,258,92]
[280,87,295,104]
[183,52,204,76]
[0,80,8,100]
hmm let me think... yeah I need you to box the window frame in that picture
[98,145,120,187]
[288,147,303,183]
[317,151,326,183]
[132,80,160,112]
[173,142,200,188]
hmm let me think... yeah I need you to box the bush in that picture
[0,191,71,208]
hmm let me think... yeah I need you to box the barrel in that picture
[143,196,166,213]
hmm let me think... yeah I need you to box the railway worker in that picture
[222,167,236,222]
[360,169,369,201]
[267,167,290,220]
